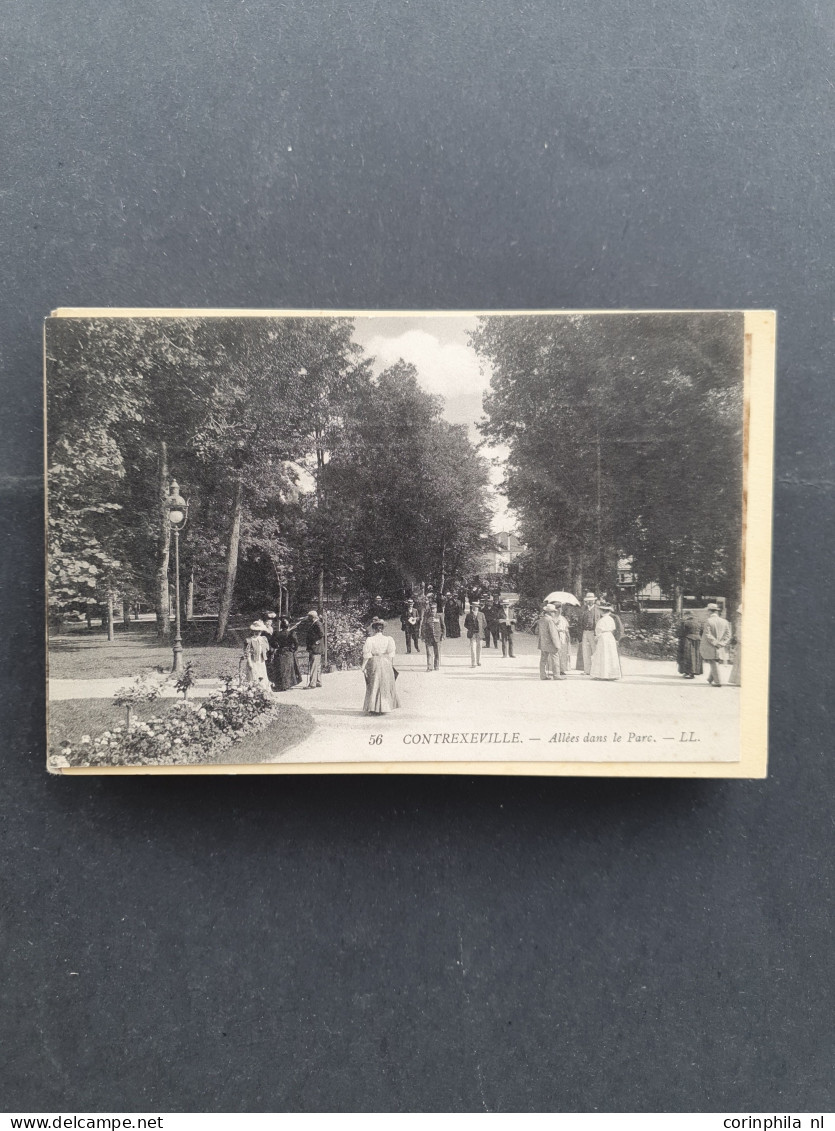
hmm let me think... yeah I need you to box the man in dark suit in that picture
[419,591,445,671]
[400,599,420,654]
[575,592,602,673]
[303,610,324,688]
[482,594,501,648]
[498,600,516,657]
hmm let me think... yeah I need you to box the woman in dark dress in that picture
[270,617,302,691]
[443,592,461,638]
[676,610,703,679]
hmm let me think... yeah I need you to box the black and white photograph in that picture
[45,308,774,776]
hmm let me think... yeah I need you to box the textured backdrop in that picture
[2,0,833,1112]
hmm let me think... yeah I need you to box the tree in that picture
[46,315,361,638]
[319,362,493,594]
[195,316,365,637]
[46,433,124,616]
[46,316,494,636]
[46,316,236,637]
[473,313,744,604]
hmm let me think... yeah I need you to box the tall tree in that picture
[473,313,744,603]
[320,362,492,594]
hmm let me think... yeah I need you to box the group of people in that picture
[241,591,741,719]
[536,593,624,681]
[241,609,325,693]
[399,590,517,669]
[462,597,517,665]
[535,592,740,686]
[676,602,740,687]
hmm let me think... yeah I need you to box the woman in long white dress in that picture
[589,605,622,681]
[242,620,272,691]
[362,617,400,715]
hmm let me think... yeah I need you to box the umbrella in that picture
[544,590,580,606]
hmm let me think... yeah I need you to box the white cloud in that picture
[364,329,487,404]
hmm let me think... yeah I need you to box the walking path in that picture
[49,620,740,765]
[268,623,740,765]
[49,676,225,701]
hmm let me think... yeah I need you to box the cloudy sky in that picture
[351,315,513,531]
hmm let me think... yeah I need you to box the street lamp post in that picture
[166,479,189,673]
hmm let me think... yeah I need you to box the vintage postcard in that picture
[45,308,775,777]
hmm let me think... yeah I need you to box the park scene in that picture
[46,311,745,769]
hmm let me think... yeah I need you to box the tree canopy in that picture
[46,316,494,633]
[472,312,744,604]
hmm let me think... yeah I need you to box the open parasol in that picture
[544,590,581,606]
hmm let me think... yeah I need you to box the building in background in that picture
[476,531,525,575]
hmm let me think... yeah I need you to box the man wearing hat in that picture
[464,599,487,667]
[303,610,324,689]
[547,602,570,677]
[419,591,445,671]
[497,600,517,658]
[482,594,501,649]
[535,604,561,680]
[700,602,731,687]
[400,598,421,655]
[575,591,602,673]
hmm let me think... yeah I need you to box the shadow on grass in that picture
[48,620,250,680]
[50,619,246,649]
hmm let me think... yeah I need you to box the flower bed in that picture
[53,680,280,768]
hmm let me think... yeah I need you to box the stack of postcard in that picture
[44,308,775,777]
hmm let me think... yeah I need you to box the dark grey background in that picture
[2,0,832,1113]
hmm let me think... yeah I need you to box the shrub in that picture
[113,671,163,730]
[324,608,367,670]
[620,615,678,660]
[173,661,198,699]
[56,681,277,767]
[513,600,542,634]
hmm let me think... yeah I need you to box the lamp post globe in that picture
[166,480,189,673]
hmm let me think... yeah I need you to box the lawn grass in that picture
[47,697,316,766]
[211,703,315,764]
[48,698,180,749]
[48,617,251,681]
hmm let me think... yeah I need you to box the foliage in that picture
[113,672,163,708]
[55,681,277,767]
[46,435,125,610]
[317,361,493,595]
[324,609,367,669]
[618,625,678,660]
[613,611,678,659]
[113,670,164,729]
[46,318,493,630]
[473,313,744,605]
[173,661,198,699]
[511,600,542,635]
